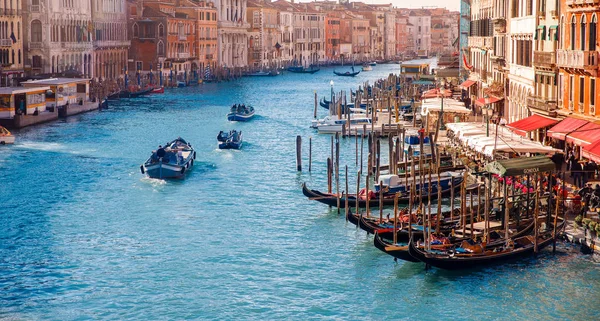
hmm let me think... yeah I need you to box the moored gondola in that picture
[407,218,564,270]
[333,70,361,77]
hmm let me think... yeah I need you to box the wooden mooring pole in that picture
[296,135,302,171]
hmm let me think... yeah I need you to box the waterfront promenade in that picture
[1,64,600,320]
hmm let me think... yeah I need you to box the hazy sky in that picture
[298,0,460,12]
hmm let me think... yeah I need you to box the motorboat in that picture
[141,137,196,179]
[244,70,279,77]
[227,104,255,121]
[375,171,464,194]
[217,130,243,149]
[316,116,372,134]
[362,64,372,71]
[311,109,366,128]
[0,126,15,145]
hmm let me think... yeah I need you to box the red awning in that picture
[421,88,452,99]
[506,114,560,136]
[547,117,588,140]
[566,122,600,146]
[459,80,476,89]
[475,96,502,106]
[583,140,600,163]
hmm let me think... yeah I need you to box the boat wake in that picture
[140,176,168,187]
[17,141,98,156]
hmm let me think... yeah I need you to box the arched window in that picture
[132,23,139,38]
[591,15,597,51]
[157,40,165,56]
[581,15,587,51]
[31,20,42,42]
[571,15,576,50]
[158,23,164,37]
[18,49,21,64]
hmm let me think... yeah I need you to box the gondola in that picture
[407,218,564,270]
[374,217,536,263]
[334,70,360,77]
[319,97,366,110]
[287,66,320,74]
[301,182,465,208]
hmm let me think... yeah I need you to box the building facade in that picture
[91,0,129,80]
[0,0,24,86]
[247,0,280,68]
[214,0,249,68]
[23,0,94,77]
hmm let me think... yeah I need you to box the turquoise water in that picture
[2,63,600,320]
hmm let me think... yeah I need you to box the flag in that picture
[10,32,16,43]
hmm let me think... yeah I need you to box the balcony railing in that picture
[0,39,11,47]
[557,49,598,69]
[533,51,556,67]
[178,34,187,41]
[30,4,40,12]
[177,52,190,59]
[567,0,600,6]
[468,36,493,48]
[206,54,213,60]
[29,42,42,49]
[526,96,557,112]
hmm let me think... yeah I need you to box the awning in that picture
[459,80,476,89]
[583,140,600,163]
[547,117,588,140]
[475,96,502,107]
[566,122,600,146]
[485,155,555,177]
[421,88,452,99]
[506,114,560,136]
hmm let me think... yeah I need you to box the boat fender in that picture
[140,165,145,174]
[193,151,196,160]
[181,167,186,174]
[190,160,194,167]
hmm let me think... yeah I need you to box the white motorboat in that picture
[362,64,372,71]
[316,117,373,134]
[0,126,14,145]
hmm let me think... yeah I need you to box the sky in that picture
[298,0,460,12]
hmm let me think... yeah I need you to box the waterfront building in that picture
[430,8,460,56]
[458,0,470,80]
[213,0,249,68]
[350,12,370,61]
[505,0,536,123]
[91,0,129,81]
[23,0,94,77]
[247,0,281,68]
[177,0,218,77]
[293,4,326,66]
[394,14,410,58]
[273,1,292,66]
[0,86,48,119]
[557,0,599,121]
[324,14,340,63]
[527,0,559,121]
[408,10,431,58]
[0,0,24,86]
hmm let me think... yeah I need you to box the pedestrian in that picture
[568,153,576,177]
[551,152,564,172]
[582,160,590,186]
[573,161,583,188]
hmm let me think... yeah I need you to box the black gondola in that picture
[301,181,468,208]
[407,218,564,270]
[334,70,360,77]
[375,218,536,263]
[287,66,320,74]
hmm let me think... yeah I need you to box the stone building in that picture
[213,0,249,68]
[0,0,24,86]
[23,0,94,77]
[91,0,129,80]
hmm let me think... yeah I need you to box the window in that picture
[591,78,596,106]
[158,23,164,37]
[570,75,574,102]
[133,23,139,38]
[136,61,142,71]
[581,15,587,51]
[580,77,585,105]
[157,41,165,56]
[571,15,576,49]
[558,74,564,106]
[591,15,597,51]
[31,20,42,42]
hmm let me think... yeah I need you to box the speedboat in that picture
[375,171,463,194]
[311,109,367,128]
[362,64,372,71]
[316,116,372,134]
[0,126,15,145]
[369,62,377,66]
[227,104,255,121]
[141,137,196,179]
[217,130,243,149]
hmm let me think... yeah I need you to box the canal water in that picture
[2,62,600,320]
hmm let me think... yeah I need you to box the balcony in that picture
[533,51,556,67]
[468,36,493,49]
[557,49,598,69]
[206,54,213,60]
[526,96,558,115]
[567,0,600,6]
[30,4,40,12]
[0,39,11,47]
[178,34,187,41]
[30,42,43,49]
[177,52,190,59]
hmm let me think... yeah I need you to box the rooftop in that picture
[22,78,90,86]
[0,86,51,95]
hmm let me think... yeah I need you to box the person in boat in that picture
[156,145,166,160]
[177,149,184,164]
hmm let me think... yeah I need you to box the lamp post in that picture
[330,80,334,104]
